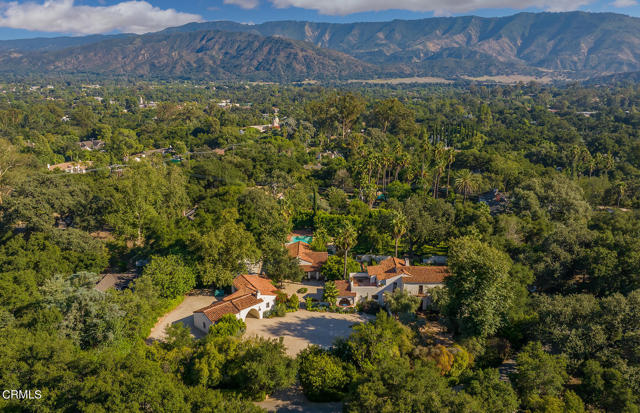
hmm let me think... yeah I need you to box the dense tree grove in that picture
[1,79,640,411]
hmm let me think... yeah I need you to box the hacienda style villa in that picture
[192,236,449,331]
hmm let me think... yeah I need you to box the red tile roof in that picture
[366,257,406,280]
[231,274,279,297]
[403,266,450,284]
[195,293,263,323]
[287,241,328,272]
[366,257,449,284]
[335,280,356,297]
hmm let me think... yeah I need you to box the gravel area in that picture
[147,294,218,341]
[244,309,372,356]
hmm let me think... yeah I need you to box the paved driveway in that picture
[148,294,218,341]
[280,281,324,302]
[256,386,342,413]
[245,310,372,356]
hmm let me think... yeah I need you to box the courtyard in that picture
[244,309,373,356]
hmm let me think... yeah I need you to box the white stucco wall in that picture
[350,275,404,304]
[194,312,212,333]
[402,283,443,296]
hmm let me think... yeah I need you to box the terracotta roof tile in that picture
[232,274,279,296]
[403,266,450,284]
[335,280,356,297]
[366,257,449,284]
[195,293,264,323]
[287,241,328,271]
[366,257,406,280]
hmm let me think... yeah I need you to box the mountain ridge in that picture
[1,12,640,80]
[0,29,385,82]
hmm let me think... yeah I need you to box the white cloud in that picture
[229,0,596,15]
[224,0,260,9]
[611,0,637,7]
[0,0,203,35]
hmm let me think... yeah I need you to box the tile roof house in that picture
[286,241,328,280]
[193,274,279,333]
[341,257,450,310]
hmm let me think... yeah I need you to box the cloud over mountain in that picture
[0,0,202,35]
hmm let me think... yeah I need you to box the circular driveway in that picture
[244,310,373,356]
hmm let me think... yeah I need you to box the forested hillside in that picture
[1,80,639,411]
[0,30,382,82]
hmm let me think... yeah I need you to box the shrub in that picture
[209,314,246,337]
[297,287,308,294]
[271,302,287,317]
[287,294,299,311]
[305,296,314,310]
[357,299,381,315]
[275,291,288,305]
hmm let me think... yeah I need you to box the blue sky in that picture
[0,0,638,40]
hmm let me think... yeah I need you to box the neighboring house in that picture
[193,274,279,334]
[344,257,450,310]
[78,139,105,151]
[286,241,328,280]
[47,161,92,174]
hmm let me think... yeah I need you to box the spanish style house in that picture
[193,274,279,333]
[339,257,450,310]
[286,241,328,280]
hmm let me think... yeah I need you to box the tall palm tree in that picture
[432,143,446,199]
[445,148,456,198]
[390,210,408,258]
[455,169,480,203]
[616,181,627,207]
[335,223,358,280]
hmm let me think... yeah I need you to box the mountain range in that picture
[1,11,640,82]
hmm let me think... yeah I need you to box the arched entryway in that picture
[339,298,352,307]
[247,308,261,319]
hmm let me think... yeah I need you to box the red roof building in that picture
[287,241,328,280]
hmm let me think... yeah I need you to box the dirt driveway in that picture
[148,293,218,341]
[245,310,372,356]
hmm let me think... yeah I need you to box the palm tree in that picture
[335,223,358,280]
[616,181,627,207]
[445,148,456,198]
[455,169,480,203]
[432,144,446,199]
[603,153,615,176]
[390,210,408,258]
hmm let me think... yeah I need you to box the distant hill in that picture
[0,34,132,52]
[3,12,640,80]
[163,12,640,78]
[0,30,383,82]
